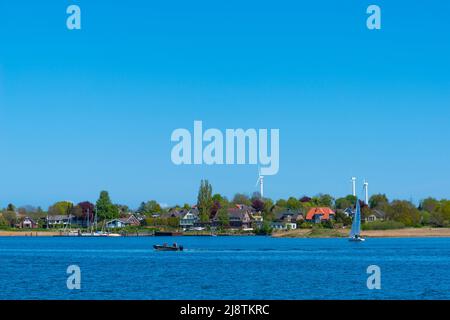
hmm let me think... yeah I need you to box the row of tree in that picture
[2,181,450,228]
[193,180,450,228]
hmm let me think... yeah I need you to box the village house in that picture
[106,214,141,229]
[365,209,386,222]
[167,207,189,218]
[179,209,199,230]
[250,212,264,229]
[306,207,335,224]
[228,206,253,230]
[43,215,74,228]
[270,210,301,230]
[19,217,38,229]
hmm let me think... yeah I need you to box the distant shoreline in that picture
[272,227,450,238]
[1,228,450,238]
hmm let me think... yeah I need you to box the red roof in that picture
[306,207,335,221]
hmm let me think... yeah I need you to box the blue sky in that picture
[0,0,449,209]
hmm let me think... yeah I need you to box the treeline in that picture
[1,180,450,229]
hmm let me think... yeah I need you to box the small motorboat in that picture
[153,243,184,251]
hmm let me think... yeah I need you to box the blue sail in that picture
[349,200,361,238]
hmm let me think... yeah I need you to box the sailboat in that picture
[349,199,365,242]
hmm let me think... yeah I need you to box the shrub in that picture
[255,221,273,235]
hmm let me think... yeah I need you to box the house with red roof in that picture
[306,207,335,224]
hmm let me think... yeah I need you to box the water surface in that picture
[0,236,449,300]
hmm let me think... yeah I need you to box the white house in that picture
[105,215,140,229]
[179,210,199,230]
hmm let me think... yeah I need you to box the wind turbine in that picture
[363,180,369,205]
[256,167,264,198]
[351,177,357,196]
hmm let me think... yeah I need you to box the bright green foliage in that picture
[96,191,119,220]
[369,194,389,209]
[197,180,213,222]
[48,201,73,216]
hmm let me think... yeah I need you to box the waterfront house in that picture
[122,214,141,226]
[167,208,188,218]
[270,210,299,230]
[106,219,127,229]
[43,215,75,228]
[305,207,335,224]
[20,217,38,229]
[106,215,141,229]
[228,206,253,230]
[179,210,199,230]
[366,209,386,222]
[250,212,264,229]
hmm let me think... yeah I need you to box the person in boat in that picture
[173,243,177,248]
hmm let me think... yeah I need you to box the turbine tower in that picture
[256,168,264,198]
[363,180,369,205]
[351,177,357,196]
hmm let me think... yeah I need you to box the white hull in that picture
[349,237,365,242]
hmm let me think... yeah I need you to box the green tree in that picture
[318,194,334,207]
[212,194,229,209]
[1,211,17,227]
[335,195,356,210]
[262,198,275,221]
[386,200,421,227]
[0,215,8,227]
[137,200,162,216]
[232,193,251,206]
[419,197,439,213]
[437,200,450,225]
[369,194,389,209]
[48,201,73,216]
[217,208,230,227]
[96,191,119,220]
[275,199,287,208]
[255,221,273,235]
[286,197,301,210]
[197,180,213,222]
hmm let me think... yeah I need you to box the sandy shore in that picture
[0,231,61,237]
[2,228,450,238]
[272,227,450,238]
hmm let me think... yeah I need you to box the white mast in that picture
[351,177,356,196]
[363,180,369,205]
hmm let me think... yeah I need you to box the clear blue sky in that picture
[0,0,449,209]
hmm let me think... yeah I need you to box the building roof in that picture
[46,215,75,221]
[371,209,386,219]
[227,208,250,220]
[306,207,335,220]
[22,217,37,224]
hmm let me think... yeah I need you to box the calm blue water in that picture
[0,236,449,300]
